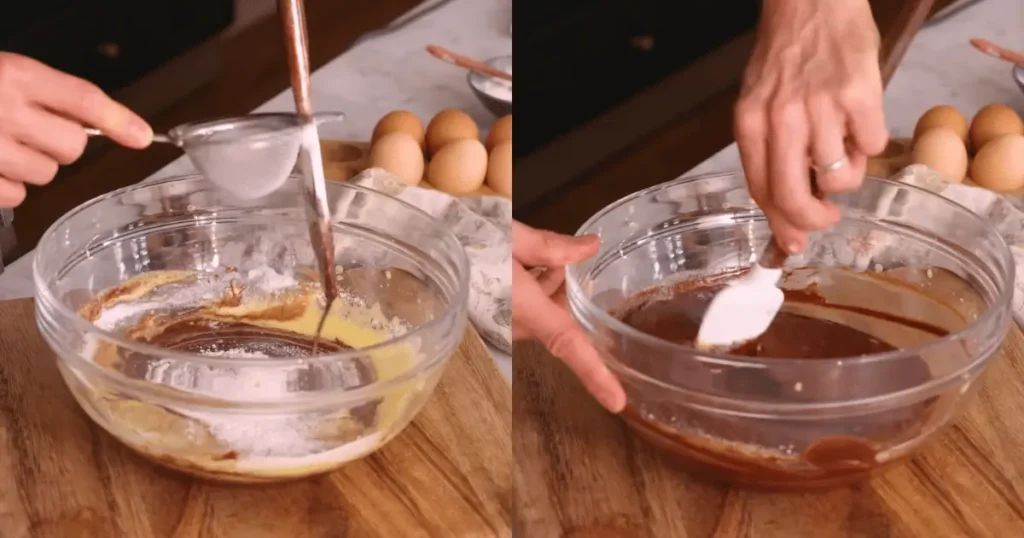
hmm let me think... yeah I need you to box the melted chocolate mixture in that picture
[619,284,901,358]
[137,319,353,357]
[118,318,378,397]
[612,279,953,490]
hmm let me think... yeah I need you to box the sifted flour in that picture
[157,346,363,459]
[478,77,512,102]
[477,64,512,102]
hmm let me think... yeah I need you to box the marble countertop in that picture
[0,0,513,379]
[686,0,1024,176]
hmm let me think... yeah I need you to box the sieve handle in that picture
[84,127,174,145]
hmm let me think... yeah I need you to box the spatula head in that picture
[695,265,784,351]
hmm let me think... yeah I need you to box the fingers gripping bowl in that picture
[566,171,1014,490]
[34,174,469,483]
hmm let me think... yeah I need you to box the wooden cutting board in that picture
[0,298,511,538]
[319,140,507,198]
[515,324,1024,537]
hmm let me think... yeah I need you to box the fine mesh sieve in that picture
[85,112,345,200]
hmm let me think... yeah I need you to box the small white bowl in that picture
[468,55,512,117]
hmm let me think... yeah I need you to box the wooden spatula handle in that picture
[970,38,1024,67]
[426,45,513,81]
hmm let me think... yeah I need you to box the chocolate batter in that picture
[619,283,906,358]
[613,276,953,489]
[133,319,352,357]
[119,317,379,398]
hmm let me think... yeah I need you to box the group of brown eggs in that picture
[367,109,512,196]
[911,104,1024,192]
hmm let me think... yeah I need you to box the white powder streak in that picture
[246,266,298,292]
[478,77,512,102]
[93,301,163,331]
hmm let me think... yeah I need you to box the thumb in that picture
[513,220,599,267]
[512,262,626,412]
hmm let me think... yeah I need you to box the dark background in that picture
[515,1,758,157]
[1,1,234,96]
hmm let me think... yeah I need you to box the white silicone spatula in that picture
[696,174,831,351]
[695,238,789,351]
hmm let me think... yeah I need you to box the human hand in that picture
[735,0,888,253]
[0,52,153,208]
[511,220,626,412]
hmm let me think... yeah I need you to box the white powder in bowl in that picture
[477,76,512,102]
[473,61,512,103]
[158,346,365,459]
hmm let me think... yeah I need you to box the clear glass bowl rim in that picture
[565,170,1016,368]
[33,173,472,373]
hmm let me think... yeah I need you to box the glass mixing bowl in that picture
[34,174,469,483]
[566,171,1014,490]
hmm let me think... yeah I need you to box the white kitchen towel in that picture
[888,164,1024,321]
[347,168,512,353]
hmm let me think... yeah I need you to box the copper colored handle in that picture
[278,0,314,118]
[426,45,513,81]
[970,38,1024,67]
[277,0,339,307]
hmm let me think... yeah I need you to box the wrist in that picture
[762,0,870,16]
[760,0,876,38]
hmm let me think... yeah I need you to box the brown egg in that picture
[486,141,512,197]
[970,133,1024,193]
[368,132,425,186]
[914,105,968,144]
[372,110,425,150]
[425,109,479,156]
[911,127,968,183]
[485,115,512,152]
[968,104,1024,151]
[427,138,488,194]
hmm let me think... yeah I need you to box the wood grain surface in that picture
[320,140,506,198]
[0,299,511,538]
[514,324,1024,538]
